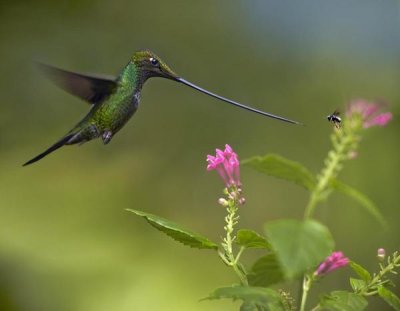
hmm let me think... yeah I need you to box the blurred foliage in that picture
[0,0,399,310]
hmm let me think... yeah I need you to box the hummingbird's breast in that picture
[90,87,140,134]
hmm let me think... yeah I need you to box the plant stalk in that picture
[304,130,354,219]
[359,252,400,296]
[299,275,312,311]
[222,202,248,285]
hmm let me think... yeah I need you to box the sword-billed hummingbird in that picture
[23,50,300,166]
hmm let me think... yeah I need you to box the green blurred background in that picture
[0,0,399,310]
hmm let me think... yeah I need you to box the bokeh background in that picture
[1,0,399,310]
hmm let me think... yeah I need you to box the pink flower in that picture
[347,99,392,128]
[207,144,241,187]
[315,251,349,276]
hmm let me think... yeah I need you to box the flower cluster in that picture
[346,99,392,129]
[207,144,245,207]
[207,144,241,187]
[315,251,349,276]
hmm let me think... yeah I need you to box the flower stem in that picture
[299,275,312,311]
[304,128,356,219]
[221,200,248,286]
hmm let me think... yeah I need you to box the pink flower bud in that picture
[348,151,358,160]
[315,251,349,276]
[218,198,229,207]
[377,248,386,261]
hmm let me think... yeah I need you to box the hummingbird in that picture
[23,50,300,166]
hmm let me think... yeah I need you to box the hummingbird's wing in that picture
[37,63,118,104]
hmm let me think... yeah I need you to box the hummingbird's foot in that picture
[102,131,113,145]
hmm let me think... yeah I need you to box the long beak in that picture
[176,77,301,125]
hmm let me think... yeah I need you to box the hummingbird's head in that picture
[132,50,179,81]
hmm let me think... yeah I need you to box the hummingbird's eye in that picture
[149,57,159,66]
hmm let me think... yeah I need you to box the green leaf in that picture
[243,154,316,190]
[265,219,334,279]
[248,253,285,287]
[350,261,371,282]
[204,286,284,311]
[240,302,261,311]
[319,291,368,311]
[330,179,387,228]
[127,209,218,250]
[378,286,400,311]
[237,229,271,249]
[349,278,366,292]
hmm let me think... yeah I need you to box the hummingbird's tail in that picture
[23,134,75,166]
